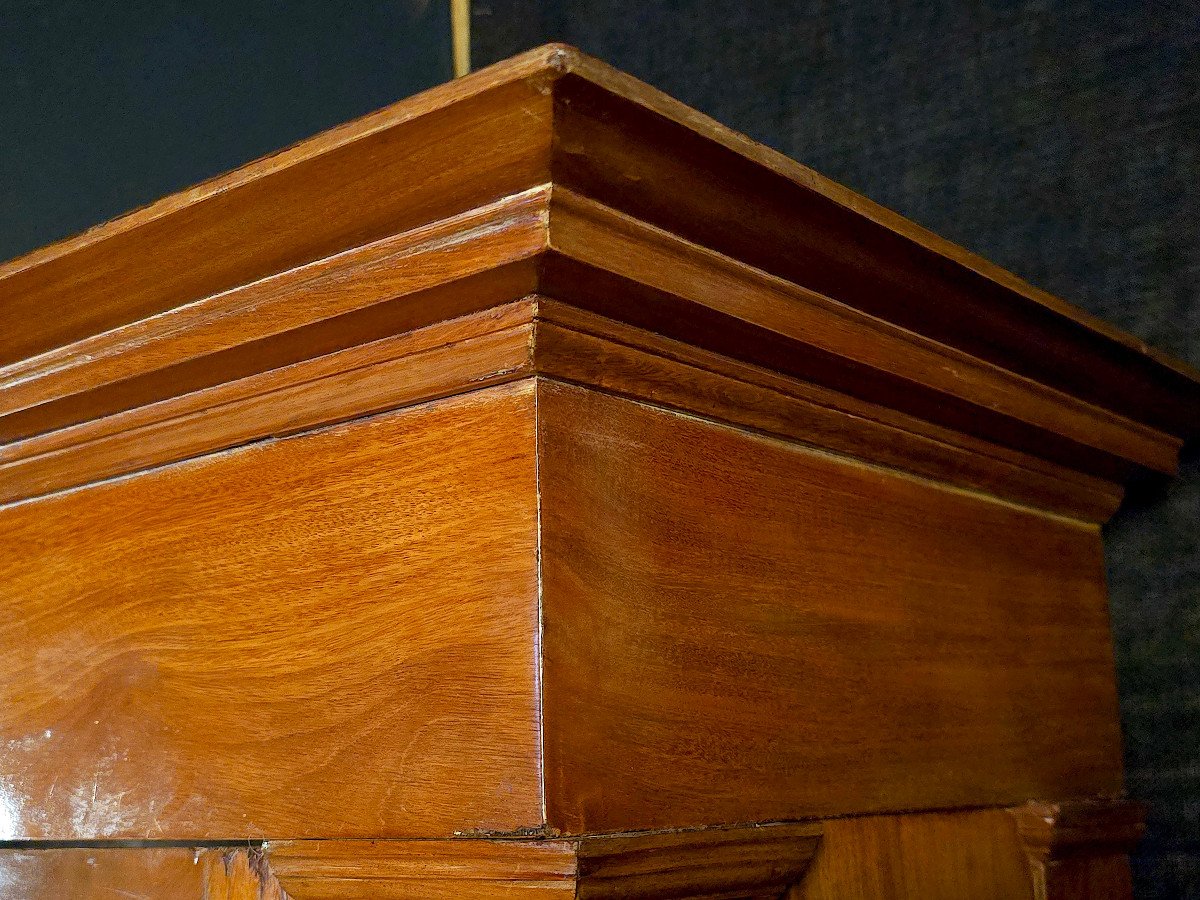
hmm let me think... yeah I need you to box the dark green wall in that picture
[475,3,1200,896]
[0,0,451,262]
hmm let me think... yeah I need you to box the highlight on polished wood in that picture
[1009,798,1147,900]
[1,43,1197,898]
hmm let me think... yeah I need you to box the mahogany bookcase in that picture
[0,45,1196,899]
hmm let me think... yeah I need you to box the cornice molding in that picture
[1,45,1195,518]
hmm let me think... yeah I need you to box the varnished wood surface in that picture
[790,808,1034,899]
[268,839,578,899]
[1,179,1183,515]
[0,383,541,839]
[532,301,1122,521]
[544,187,1178,479]
[0,70,554,368]
[3,44,1195,443]
[1010,799,1144,900]
[0,188,547,440]
[0,47,1193,529]
[547,59,1200,436]
[0,847,283,899]
[0,301,537,504]
[569,824,822,899]
[538,381,1124,833]
[0,807,1133,899]
[1011,798,1146,859]
[3,294,1131,520]
[268,822,821,898]
[0,42,1186,897]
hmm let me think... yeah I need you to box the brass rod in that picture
[451,0,471,77]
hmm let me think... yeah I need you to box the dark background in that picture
[4,2,1198,897]
[0,0,452,261]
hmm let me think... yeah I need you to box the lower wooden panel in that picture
[0,847,281,899]
[0,825,819,899]
[268,839,577,899]
[0,811,1134,899]
[267,822,823,899]
[791,808,1033,899]
[0,382,542,840]
[538,380,1125,833]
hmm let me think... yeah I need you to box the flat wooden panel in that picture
[0,847,280,900]
[269,839,578,899]
[538,381,1124,833]
[0,382,541,840]
[790,809,1033,899]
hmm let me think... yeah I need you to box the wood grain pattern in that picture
[2,291,1139,522]
[538,380,1124,834]
[6,44,1195,446]
[2,289,1144,521]
[570,824,822,899]
[0,382,541,839]
[0,847,283,899]
[267,823,822,899]
[790,808,1033,899]
[269,839,576,899]
[0,42,1192,897]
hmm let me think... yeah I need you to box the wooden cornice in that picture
[1,45,1196,519]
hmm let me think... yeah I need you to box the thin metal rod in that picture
[451,0,471,77]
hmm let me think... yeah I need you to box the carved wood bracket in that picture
[265,822,823,899]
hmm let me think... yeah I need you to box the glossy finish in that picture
[538,381,1123,833]
[2,48,1196,521]
[792,808,1034,899]
[0,299,538,504]
[4,45,1196,442]
[0,384,541,839]
[268,822,822,899]
[0,848,282,899]
[2,43,1196,898]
